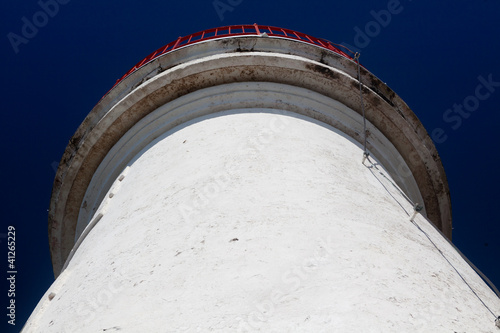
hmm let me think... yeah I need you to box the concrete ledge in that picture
[75,84,426,240]
[49,36,451,276]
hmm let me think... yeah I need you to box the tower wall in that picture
[23,32,499,332]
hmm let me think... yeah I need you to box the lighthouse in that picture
[24,24,500,332]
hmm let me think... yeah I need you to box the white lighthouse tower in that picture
[24,24,499,332]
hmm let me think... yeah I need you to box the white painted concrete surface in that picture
[75,82,425,242]
[48,37,452,277]
[24,111,500,332]
[25,34,498,332]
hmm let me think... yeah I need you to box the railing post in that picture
[172,36,182,50]
[253,23,261,35]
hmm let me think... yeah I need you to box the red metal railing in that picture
[109,23,355,92]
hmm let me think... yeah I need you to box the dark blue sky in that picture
[2,0,499,331]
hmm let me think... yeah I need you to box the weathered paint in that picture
[23,34,499,332]
[48,36,452,277]
[26,111,498,332]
